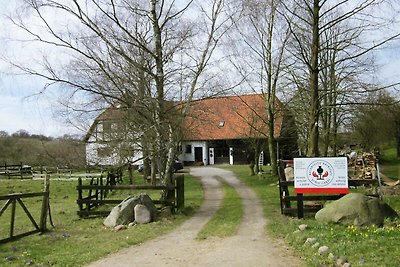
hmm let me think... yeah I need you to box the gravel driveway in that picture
[86,167,303,267]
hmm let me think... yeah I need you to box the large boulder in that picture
[103,193,158,227]
[315,193,398,227]
[140,193,159,221]
[134,204,151,224]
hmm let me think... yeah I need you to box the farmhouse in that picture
[85,93,298,166]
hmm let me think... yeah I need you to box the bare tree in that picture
[227,0,291,174]
[283,0,400,156]
[352,91,400,158]
[8,0,231,187]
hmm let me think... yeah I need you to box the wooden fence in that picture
[76,174,184,217]
[278,160,379,219]
[0,178,52,243]
[33,172,103,180]
[0,163,32,179]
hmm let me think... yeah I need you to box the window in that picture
[185,144,192,154]
[96,123,103,134]
[103,121,111,140]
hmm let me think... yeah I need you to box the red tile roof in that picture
[86,94,284,142]
[182,94,283,141]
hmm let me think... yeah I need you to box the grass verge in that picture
[223,165,400,267]
[0,172,203,267]
[196,179,243,239]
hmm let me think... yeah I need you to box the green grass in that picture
[380,164,400,180]
[2,162,400,267]
[224,165,400,267]
[197,179,243,239]
[0,171,203,267]
[380,145,398,163]
[379,146,400,180]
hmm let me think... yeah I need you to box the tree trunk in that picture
[267,105,277,175]
[151,154,157,186]
[306,0,321,157]
[151,0,168,184]
[266,3,278,175]
[396,121,400,160]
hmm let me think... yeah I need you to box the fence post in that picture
[296,193,304,219]
[10,199,16,239]
[77,178,83,212]
[39,175,50,232]
[175,174,184,210]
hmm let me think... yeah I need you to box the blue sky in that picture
[0,1,399,137]
[0,75,82,137]
[0,1,84,137]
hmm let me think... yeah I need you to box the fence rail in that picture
[76,174,184,217]
[0,163,32,179]
[0,178,51,243]
[32,172,103,180]
[0,163,106,180]
[278,160,379,219]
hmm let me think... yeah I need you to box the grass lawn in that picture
[378,146,400,181]
[197,179,243,239]
[2,158,400,267]
[0,171,203,267]
[224,165,400,267]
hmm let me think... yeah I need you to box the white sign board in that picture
[294,157,348,194]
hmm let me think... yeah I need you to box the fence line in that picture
[277,160,379,219]
[0,162,31,179]
[76,174,184,217]
[0,178,51,243]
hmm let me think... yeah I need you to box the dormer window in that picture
[218,121,225,128]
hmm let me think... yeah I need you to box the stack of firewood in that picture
[354,152,377,179]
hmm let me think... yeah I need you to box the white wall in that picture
[85,143,143,166]
[179,141,208,166]
[86,143,119,166]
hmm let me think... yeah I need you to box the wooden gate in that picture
[76,174,185,217]
[0,178,51,243]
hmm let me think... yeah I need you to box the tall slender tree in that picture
[283,0,400,156]
[8,0,231,185]
[228,0,291,174]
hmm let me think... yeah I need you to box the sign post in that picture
[294,157,348,194]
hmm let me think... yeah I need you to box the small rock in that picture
[311,242,320,249]
[5,255,15,261]
[318,245,329,255]
[298,224,308,231]
[62,233,70,238]
[128,222,136,227]
[113,225,127,232]
[304,237,317,246]
[343,263,351,267]
[328,253,338,261]
[336,257,347,266]
[293,230,301,234]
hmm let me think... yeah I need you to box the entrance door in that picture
[194,147,203,162]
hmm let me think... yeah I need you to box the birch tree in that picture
[228,0,291,174]
[8,0,231,188]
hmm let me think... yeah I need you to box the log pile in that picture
[353,152,377,179]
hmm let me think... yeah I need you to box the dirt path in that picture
[87,167,303,267]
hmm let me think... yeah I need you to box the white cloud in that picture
[0,91,81,137]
